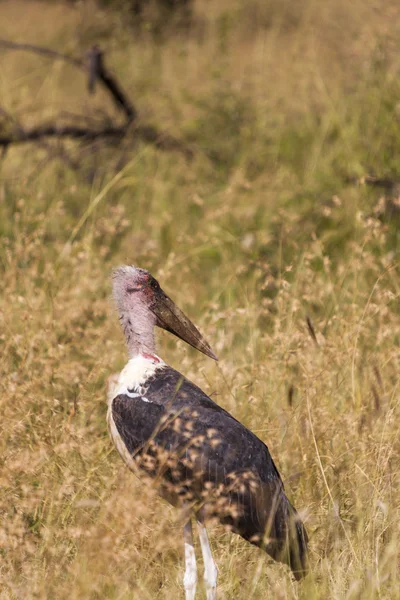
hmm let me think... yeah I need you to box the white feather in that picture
[108,354,165,405]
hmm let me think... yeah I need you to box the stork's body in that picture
[108,266,308,598]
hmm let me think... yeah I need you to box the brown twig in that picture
[135,124,194,159]
[287,384,295,407]
[306,315,319,346]
[346,174,399,191]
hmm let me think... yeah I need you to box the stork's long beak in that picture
[151,290,218,361]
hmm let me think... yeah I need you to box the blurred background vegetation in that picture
[0,1,399,598]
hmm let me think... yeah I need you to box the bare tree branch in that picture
[0,122,193,159]
[0,40,136,120]
[0,40,192,167]
[135,124,193,158]
[0,39,82,67]
[346,175,399,191]
[0,123,124,146]
[84,45,137,121]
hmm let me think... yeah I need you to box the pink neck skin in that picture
[119,307,157,359]
[142,352,161,363]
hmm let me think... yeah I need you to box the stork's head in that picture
[112,266,218,361]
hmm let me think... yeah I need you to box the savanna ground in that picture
[1,0,400,598]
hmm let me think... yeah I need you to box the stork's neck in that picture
[119,310,156,358]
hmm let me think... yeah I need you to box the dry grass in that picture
[1,1,400,598]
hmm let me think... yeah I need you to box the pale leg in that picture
[197,521,218,600]
[183,520,197,600]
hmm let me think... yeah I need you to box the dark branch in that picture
[0,39,82,68]
[0,40,192,164]
[361,175,398,190]
[135,124,194,159]
[0,121,193,159]
[85,46,137,121]
[0,40,136,120]
[346,175,399,191]
[0,124,124,146]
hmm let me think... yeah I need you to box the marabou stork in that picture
[108,266,308,599]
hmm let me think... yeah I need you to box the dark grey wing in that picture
[112,394,166,457]
[144,367,284,485]
[111,390,222,505]
[111,366,308,578]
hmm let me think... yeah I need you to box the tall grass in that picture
[0,1,399,598]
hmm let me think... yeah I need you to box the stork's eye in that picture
[127,285,143,293]
[150,278,160,290]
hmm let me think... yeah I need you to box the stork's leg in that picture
[197,521,218,600]
[183,519,197,600]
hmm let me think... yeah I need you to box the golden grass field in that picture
[0,0,399,598]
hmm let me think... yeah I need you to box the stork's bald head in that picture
[113,266,217,361]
